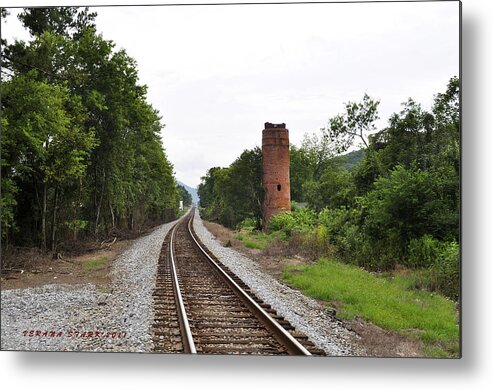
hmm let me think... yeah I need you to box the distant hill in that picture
[331,149,365,170]
[177,181,200,204]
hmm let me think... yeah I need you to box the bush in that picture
[354,231,404,271]
[292,207,317,231]
[299,224,334,261]
[268,212,297,235]
[319,207,350,237]
[268,207,316,236]
[318,207,361,261]
[358,165,458,253]
[237,217,257,231]
[407,234,443,268]
[430,241,460,300]
[398,240,460,301]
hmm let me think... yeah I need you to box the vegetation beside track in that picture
[198,76,460,358]
[283,258,459,357]
[234,229,281,250]
[1,8,191,262]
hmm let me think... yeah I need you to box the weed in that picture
[82,257,109,273]
[243,240,264,249]
[235,230,273,250]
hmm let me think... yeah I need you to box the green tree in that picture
[1,71,95,249]
[429,76,460,175]
[18,7,96,39]
[227,148,264,229]
[198,167,223,212]
[289,145,314,202]
[353,164,459,270]
[289,130,336,203]
[1,7,179,253]
[177,184,193,207]
[372,99,434,173]
[325,93,380,153]
[0,114,18,246]
[300,131,335,179]
[198,148,264,229]
[303,167,354,211]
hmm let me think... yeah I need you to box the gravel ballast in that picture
[192,209,366,356]
[1,221,175,352]
[2,209,365,356]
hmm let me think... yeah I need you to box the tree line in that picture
[198,77,460,299]
[198,148,264,230]
[1,7,181,253]
[177,184,192,208]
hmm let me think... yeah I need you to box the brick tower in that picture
[262,122,291,228]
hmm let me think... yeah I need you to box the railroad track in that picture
[152,209,325,356]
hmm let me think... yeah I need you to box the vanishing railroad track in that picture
[152,209,325,356]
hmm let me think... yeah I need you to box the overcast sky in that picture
[1,1,460,188]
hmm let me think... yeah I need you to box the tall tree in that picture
[177,184,193,208]
[198,148,264,229]
[18,7,96,39]
[1,71,95,249]
[1,7,179,253]
[289,145,315,203]
[325,93,380,153]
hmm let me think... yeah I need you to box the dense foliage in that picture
[197,147,264,230]
[199,77,460,300]
[177,184,192,208]
[1,8,181,252]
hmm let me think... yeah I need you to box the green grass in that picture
[82,257,110,273]
[96,287,112,294]
[283,258,459,357]
[235,231,274,250]
[243,240,265,249]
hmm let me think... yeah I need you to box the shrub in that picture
[268,212,297,235]
[398,240,460,301]
[407,234,443,268]
[318,207,361,261]
[430,241,460,300]
[358,165,458,254]
[300,224,334,261]
[237,217,257,231]
[353,231,404,271]
[268,208,316,236]
[292,207,317,232]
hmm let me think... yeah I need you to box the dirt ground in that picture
[0,238,135,292]
[0,221,170,292]
[203,220,424,358]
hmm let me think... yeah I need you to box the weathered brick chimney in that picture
[262,122,291,228]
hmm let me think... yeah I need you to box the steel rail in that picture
[186,211,312,356]
[169,213,197,354]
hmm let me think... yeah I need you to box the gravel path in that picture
[1,221,175,352]
[192,209,367,356]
